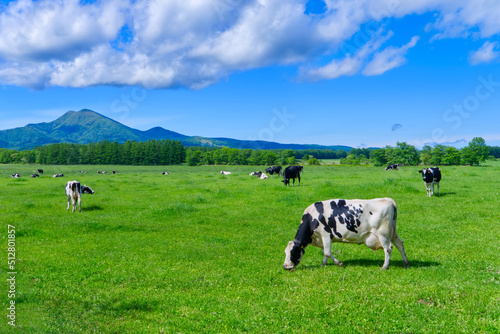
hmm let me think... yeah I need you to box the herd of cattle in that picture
[9,163,443,270]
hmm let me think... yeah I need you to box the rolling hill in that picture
[0,109,353,151]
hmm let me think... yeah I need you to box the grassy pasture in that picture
[1,163,499,333]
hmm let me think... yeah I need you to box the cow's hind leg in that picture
[392,232,409,268]
[379,236,393,269]
[67,196,71,211]
[321,238,343,267]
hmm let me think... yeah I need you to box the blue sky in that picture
[0,0,499,148]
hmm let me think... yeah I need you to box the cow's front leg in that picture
[321,238,343,267]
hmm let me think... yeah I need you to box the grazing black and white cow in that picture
[265,166,282,178]
[283,198,409,270]
[37,169,43,174]
[162,171,169,175]
[31,173,39,178]
[220,171,232,175]
[418,167,441,197]
[385,164,399,171]
[65,180,95,213]
[97,171,106,174]
[282,166,303,186]
[11,173,20,178]
[53,174,64,178]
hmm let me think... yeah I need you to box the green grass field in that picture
[1,163,499,333]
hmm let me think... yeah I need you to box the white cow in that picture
[284,198,409,270]
[220,171,232,175]
[65,180,95,212]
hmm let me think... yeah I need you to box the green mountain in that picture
[0,109,352,151]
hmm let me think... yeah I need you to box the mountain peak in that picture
[0,109,353,151]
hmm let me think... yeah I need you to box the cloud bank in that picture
[0,0,499,89]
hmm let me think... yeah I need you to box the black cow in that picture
[418,167,441,197]
[265,166,282,178]
[37,169,43,174]
[282,166,303,186]
[385,164,399,171]
[31,173,39,178]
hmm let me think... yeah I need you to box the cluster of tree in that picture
[364,137,491,166]
[0,140,185,165]
[185,147,299,166]
[294,149,349,160]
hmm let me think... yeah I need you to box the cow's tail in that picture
[391,199,398,241]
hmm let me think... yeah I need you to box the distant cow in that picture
[162,171,169,175]
[31,173,39,178]
[112,171,116,174]
[11,173,20,178]
[283,198,409,270]
[37,169,43,174]
[97,171,106,174]
[250,171,262,177]
[282,166,303,186]
[418,167,441,197]
[385,164,399,171]
[65,180,95,213]
[220,171,232,175]
[265,166,282,178]
[53,174,64,178]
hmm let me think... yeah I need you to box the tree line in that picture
[347,137,493,166]
[0,140,185,165]
[1,136,497,166]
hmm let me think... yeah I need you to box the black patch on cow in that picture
[393,205,397,221]
[294,213,318,248]
[289,241,305,266]
[314,201,334,238]
[369,211,373,215]
[328,200,363,235]
[71,182,81,194]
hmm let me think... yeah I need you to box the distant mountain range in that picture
[0,109,353,151]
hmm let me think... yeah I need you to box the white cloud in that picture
[362,36,419,76]
[469,41,500,65]
[0,0,499,89]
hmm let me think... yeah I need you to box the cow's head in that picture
[418,169,433,183]
[282,179,290,185]
[283,241,305,270]
[82,185,95,194]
